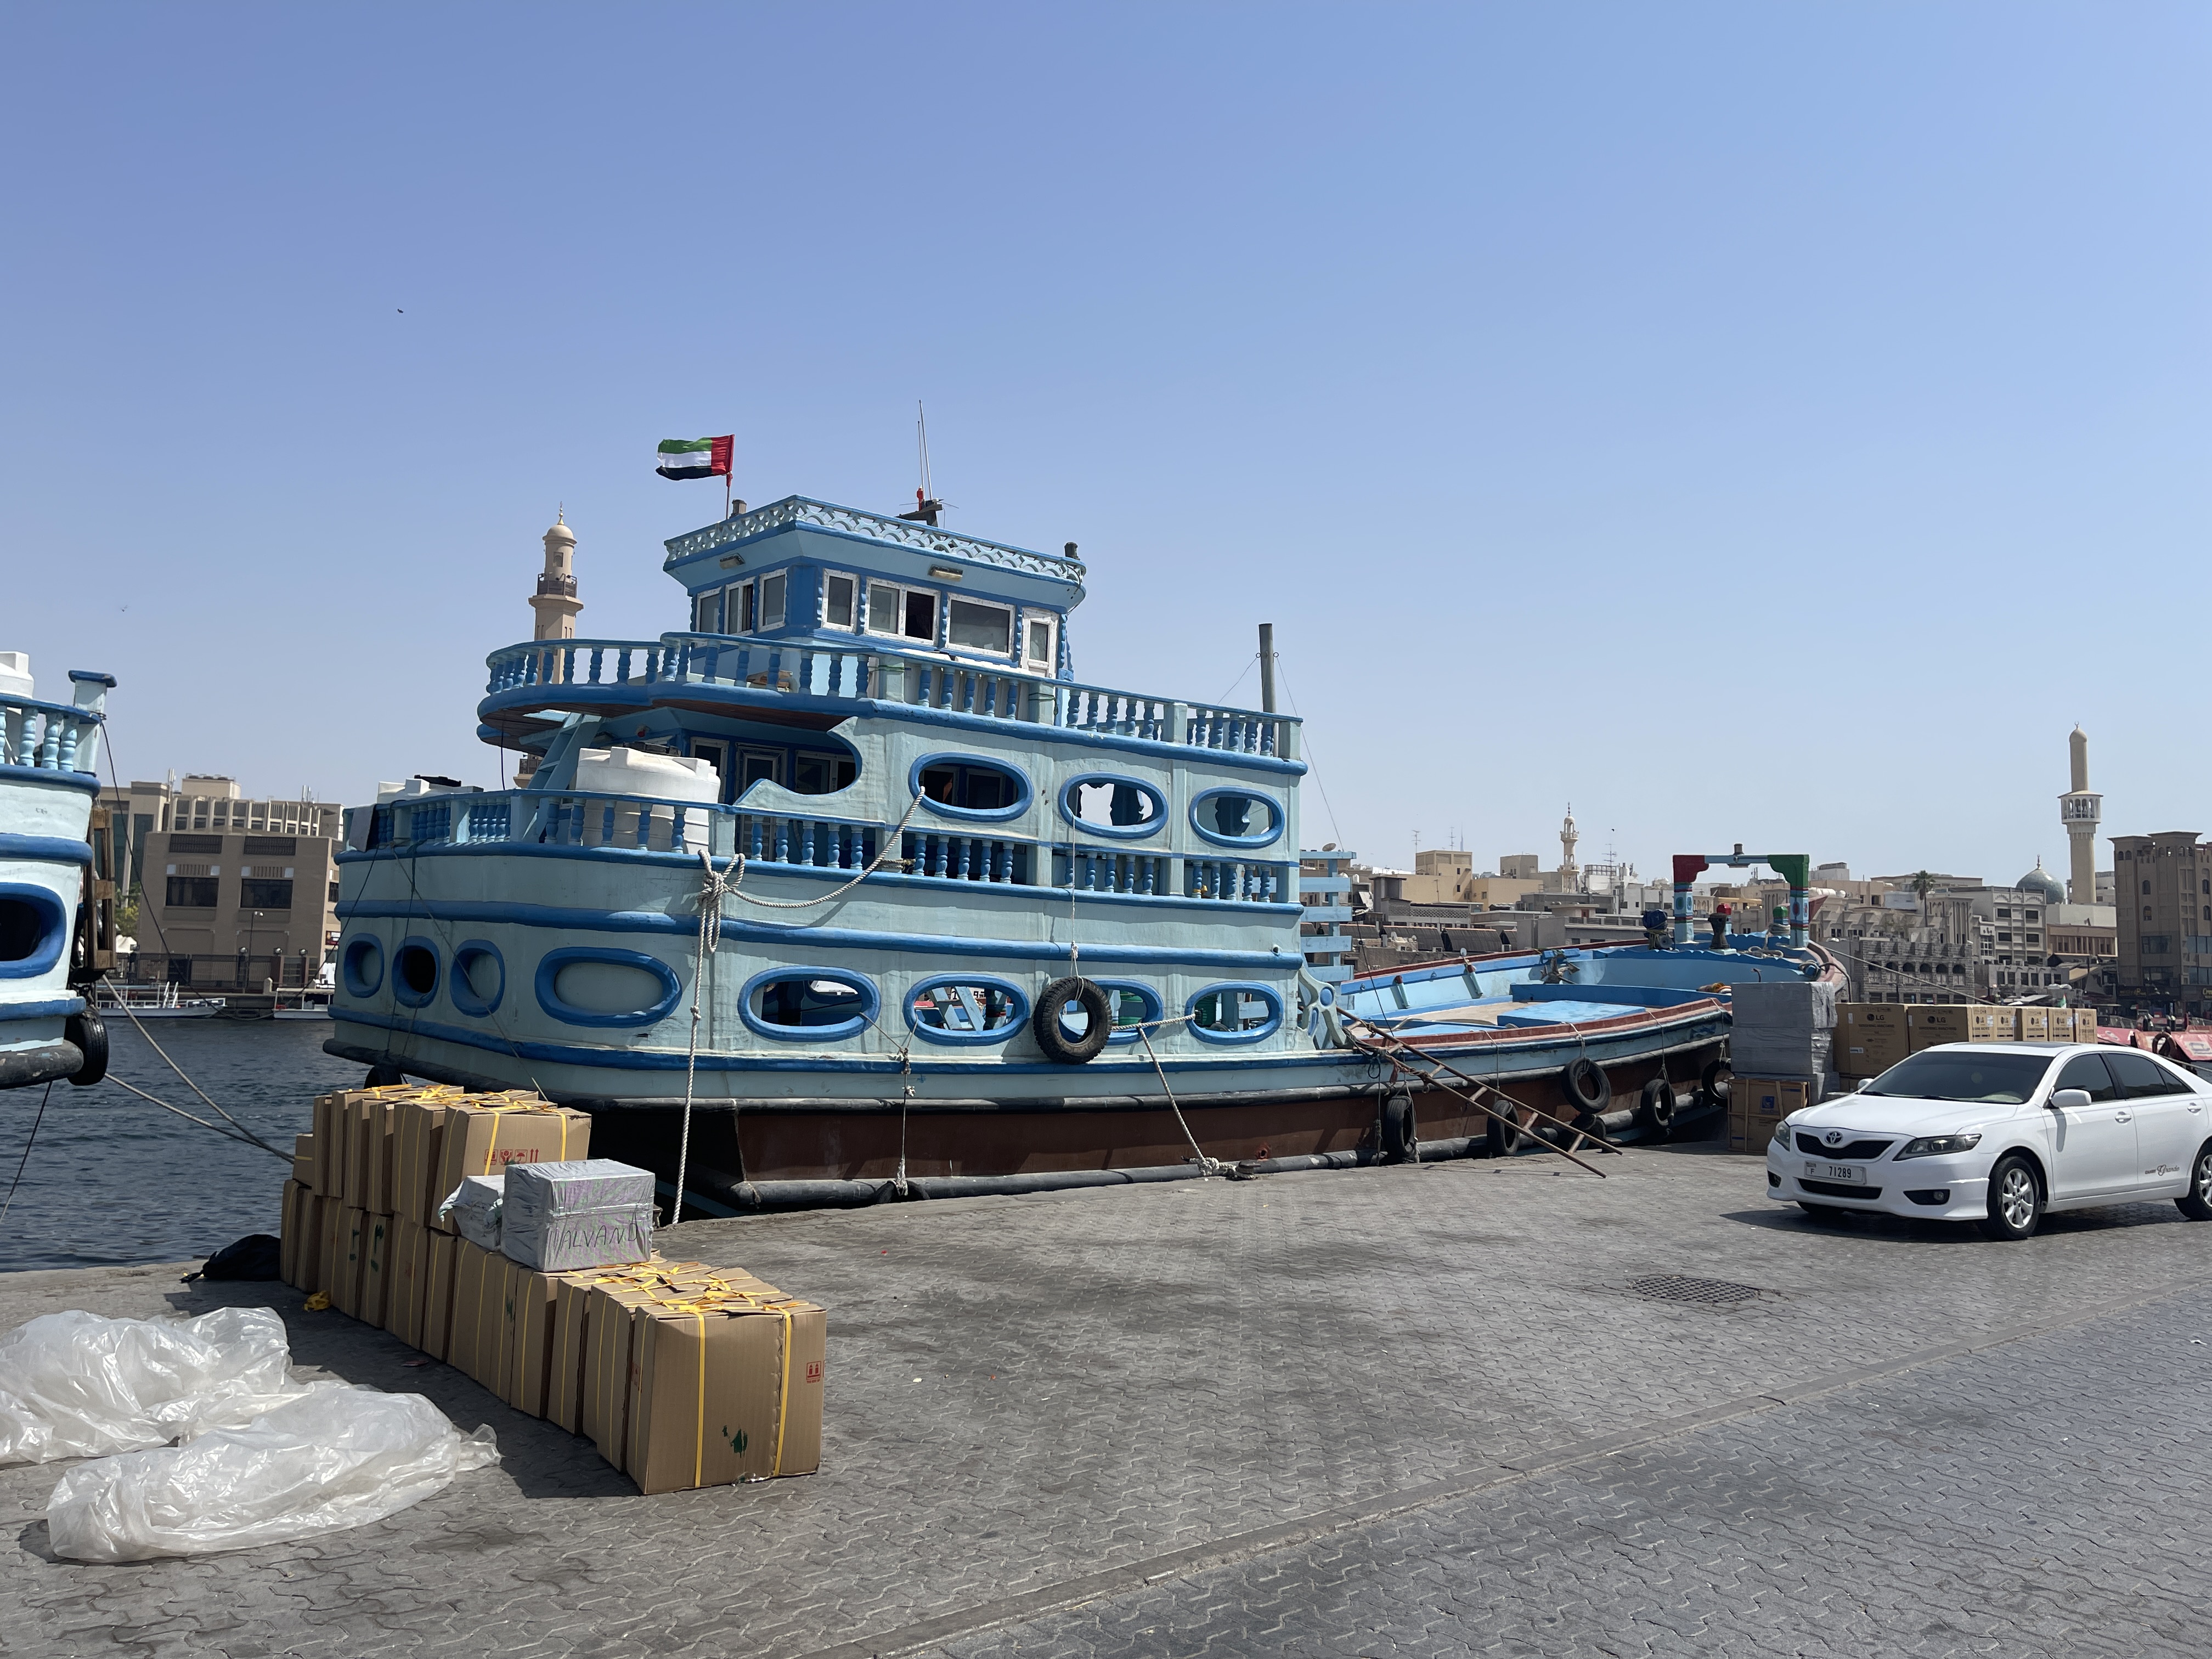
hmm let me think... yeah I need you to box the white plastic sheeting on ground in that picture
[47,1388,500,1561]
[0,1308,313,1464]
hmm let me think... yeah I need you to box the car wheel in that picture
[1979,1154,2042,1242]
[1798,1202,1847,1223]
[2177,1141,2212,1222]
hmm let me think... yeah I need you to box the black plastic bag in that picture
[184,1234,283,1283]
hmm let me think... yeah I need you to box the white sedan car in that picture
[1765,1042,2212,1240]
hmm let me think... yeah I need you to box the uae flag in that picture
[656,436,733,480]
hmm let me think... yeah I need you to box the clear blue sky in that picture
[5,4,2205,884]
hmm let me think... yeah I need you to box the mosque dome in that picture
[2016,859,2064,904]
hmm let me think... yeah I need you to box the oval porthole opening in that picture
[1189,788,1285,849]
[450,941,504,1017]
[392,939,439,1007]
[340,935,384,999]
[906,976,1030,1045]
[1064,979,1165,1045]
[0,887,68,978]
[910,753,1032,822]
[535,948,682,1028]
[1058,774,1167,840]
[740,967,879,1042]
[1186,982,1285,1044]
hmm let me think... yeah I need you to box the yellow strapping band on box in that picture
[658,1295,797,1485]
[476,1100,568,1177]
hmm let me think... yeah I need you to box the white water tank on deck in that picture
[573,746,720,803]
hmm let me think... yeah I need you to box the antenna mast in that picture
[899,400,945,527]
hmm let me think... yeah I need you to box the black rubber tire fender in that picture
[65,1008,108,1087]
[1485,1109,1525,1159]
[1380,1093,1418,1161]
[1700,1058,1730,1108]
[1560,1058,1610,1114]
[364,1062,408,1087]
[1032,977,1113,1065]
[1635,1077,1678,1137]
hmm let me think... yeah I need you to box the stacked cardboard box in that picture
[274,1085,818,1495]
[1835,1005,1911,1077]
[1727,1076,1812,1155]
[1905,1003,2017,1051]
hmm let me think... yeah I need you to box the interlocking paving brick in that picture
[4,1146,2210,1656]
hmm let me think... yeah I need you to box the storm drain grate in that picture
[1627,1273,1767,1307]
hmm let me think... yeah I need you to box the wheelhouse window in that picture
[865,581,938,644]
[759,572,787,631]
[946,597,1013,655]
[693,588,724,633]
[823,572,857,629]
[793,751,858,794]
[1024,615,1056,672]
[735,581,757,633]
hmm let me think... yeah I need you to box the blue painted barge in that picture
[324,497,1830,1195]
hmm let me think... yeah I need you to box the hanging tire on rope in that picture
[1636,1077,1678,1139]
[1485,1108,1525,1159]
[1700,1058,1730,1108]
[65,1008,107,1087]
[1560,1058,1610,1115]
[365,1062,406,1087]
[1032,977,1113,1065]
[1380,1092,1418,1161]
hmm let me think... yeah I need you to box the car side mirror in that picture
[2049,1088,2092,1110]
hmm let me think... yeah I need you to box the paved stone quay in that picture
[5,1145,2211,1658]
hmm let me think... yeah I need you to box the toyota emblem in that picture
[1824,1130,1844,1146]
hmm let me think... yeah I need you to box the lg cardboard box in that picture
[431,1099,591,1234]
[2018,1007,2052,1040]
[313,1092,348,1199]
[625,1298,825,1493]
[1979,1007,2021,1041]
[317,1198,345,1297]
[506,1265,569,1415]
[1840,1002,1908,1030]
[1726,1077,1794,1155]
[2072,1008,2100,1041]
[1906,1005,1976,1051]
[1836,1028,1909,1077]
[291,1135,316,1188]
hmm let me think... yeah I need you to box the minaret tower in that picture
[529,511,582,641]
[2059,725,2101,904]
[1559,804,1581,893]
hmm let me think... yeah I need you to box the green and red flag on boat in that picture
[655,436,733,480]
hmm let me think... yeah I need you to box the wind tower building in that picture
[530,512,582,641]
[2059,725,2101,903]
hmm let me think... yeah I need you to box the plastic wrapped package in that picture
[46,1387,500,1561]
[0,1308,312,1465]
[438,1173,505,1251]
[500,1160,655,1271]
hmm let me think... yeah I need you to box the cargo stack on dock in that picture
[277,1083,825,1492]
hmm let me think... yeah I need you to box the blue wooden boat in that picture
[0,654,114,1092]
[324,497,1833,1199]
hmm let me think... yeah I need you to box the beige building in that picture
[2112,831,2212,1015]
[104,775,343,989]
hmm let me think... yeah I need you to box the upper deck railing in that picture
[1,680,110,776]
[484,635,1299,760]
[662,496,1087,585]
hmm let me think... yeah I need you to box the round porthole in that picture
[392,938,440,1008]
[535,948,682,1028]
[1184,981,1284,1044]
[449,941,505,1017]
[1058,774,1167,840]
[340,935,384,998]
[1188,788,1285,849]
[739,967,879,1041]
[910,753,1032,822]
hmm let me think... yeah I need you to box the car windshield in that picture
[1861,1051,2055,1104]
